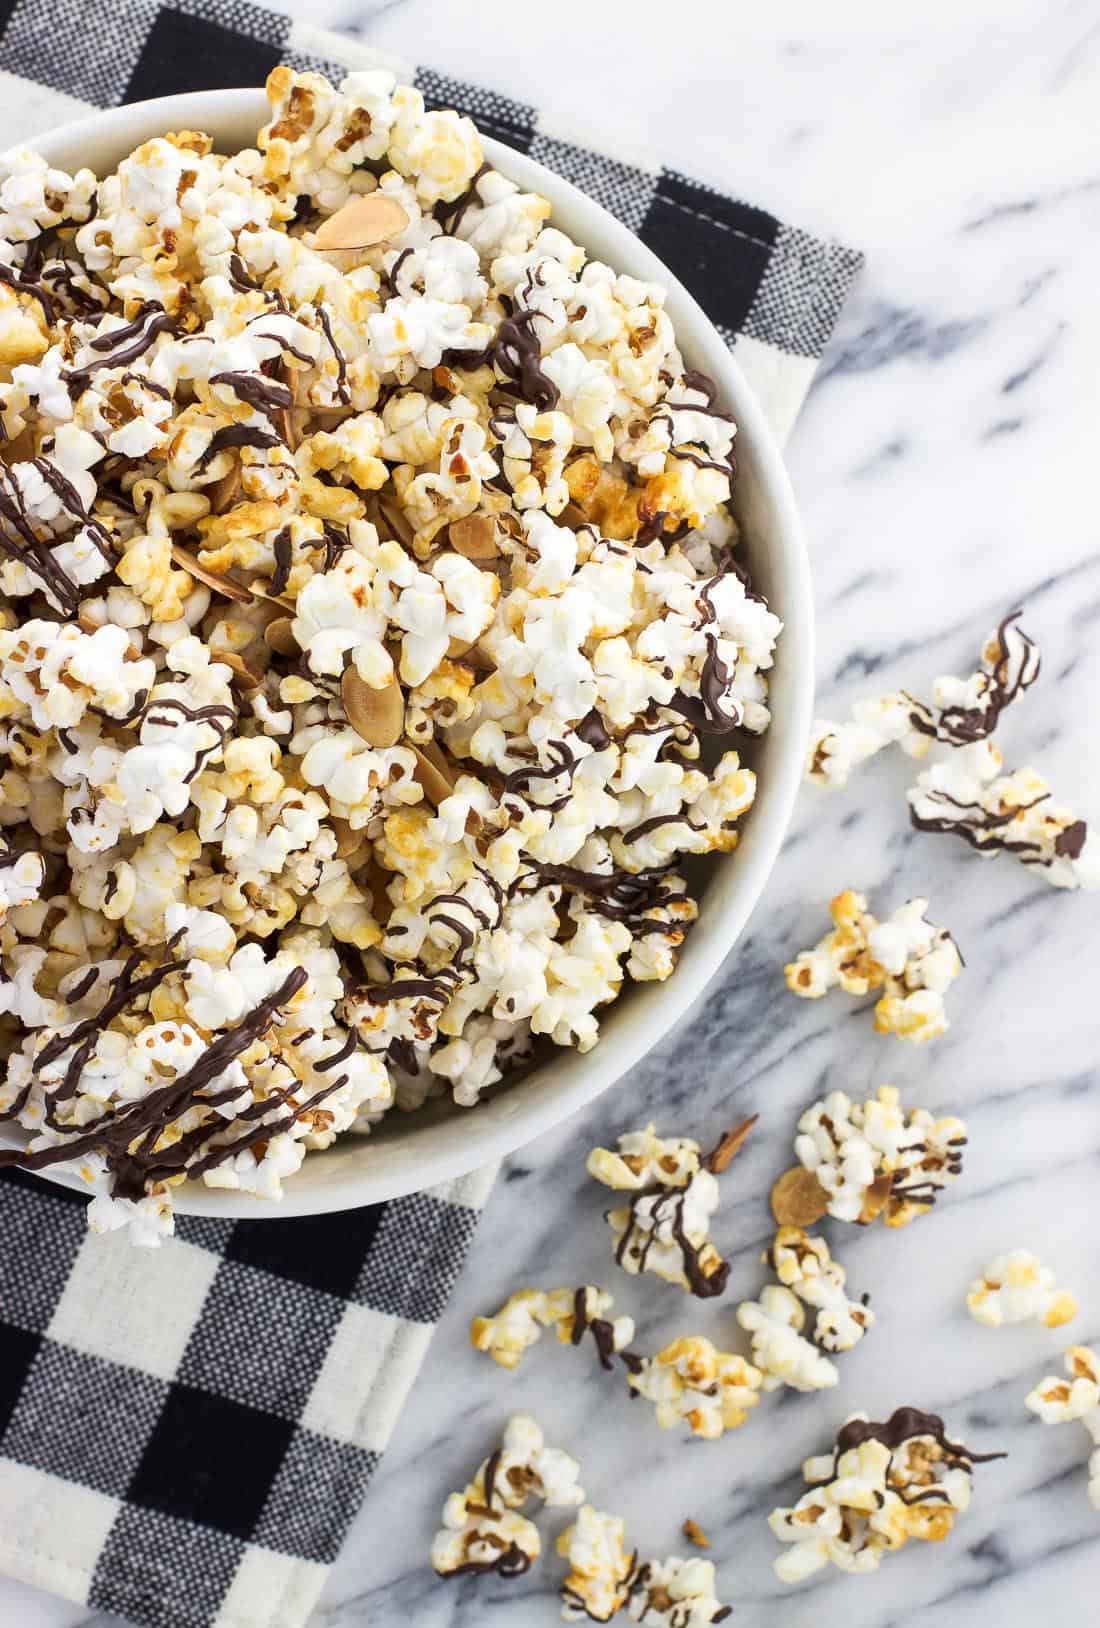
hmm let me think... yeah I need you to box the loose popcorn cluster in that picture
[736,1224,874,1394]
[0,65,782,1236]
[586,1118,755,1297]
[807,612,1039,788]
[788,1085,967,1228]
[558,1509,733,1625]
[626,1335,762,1440]
[784,890,963,1042]
[966,1250,1078,1330]
[1026,1345,1100,1511]
[471,1284,636,1371]
[432,1413,585,1579]
[769,1407,1004,1582]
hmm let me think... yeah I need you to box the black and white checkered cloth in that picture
[0,7,862,1626]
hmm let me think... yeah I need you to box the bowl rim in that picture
[4,87,814,1217]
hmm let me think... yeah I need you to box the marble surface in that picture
[5,1,1100,1624]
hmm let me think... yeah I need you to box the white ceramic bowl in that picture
[5,89,813,1216]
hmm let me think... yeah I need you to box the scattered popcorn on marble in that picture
[769,1407,1004,1582]
[967,1250,1078,1330]
[627,1336,762,1440]
[1026,1346,1100,1512]
[432,1413,585,1580]
[559,1504,635,1623]
[736,1284,839,1392]
[784,890,962,1042]
[793,1086,967,1227]
[625,1554,732,1625]
[587,1118,755,1297]
[806,612,1040,787]
[908,740,1099,889]
[0,65,783,1238]
[768,1226,875,1352]
[470,1284,635,1371]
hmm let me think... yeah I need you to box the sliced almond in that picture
[208,460,242,515]
[331,817,366,860]
[682,1520,710,1550]
[376,495,414,548]
[1,427,37,466]
[313,194,409,252]
[859,1172,894,1225]
[218,649,264,689]
[341,666,405,749]
[362,857,395,926]
[411,740,456,808]
[705,1114,758,1174]
[770,1167,829,1228]
[449,513,499,561]
[170,543,255,606]
[264,616,300,657]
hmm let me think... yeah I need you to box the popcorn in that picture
[794,1086,967,1227]
[967,1250,1078,1329]
[784,890,962,1041]
[1026,1346,1100,1510]
[769,1408,1004,1581]
[807,613,1040,787]
[909,740,1099,889]
[768,1226,875,1352]
[626,1556,731,1626]
[0,68,780,1240]
[470,1285,635,1371]
[628,1336,762,1439]
[736,1285,839,1392]
[586,1119,754,1297]
[433,1414,585,1580]
[558,1505,634,1623]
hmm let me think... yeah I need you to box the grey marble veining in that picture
[4,3,1098,1626]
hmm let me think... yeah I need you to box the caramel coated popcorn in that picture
[967,1250,1078,1330]
[1026,1346,1100,1511]
[627,1336,762,1440]
[769,1408,1003,1582]
[432,1413,585,1580]
[0,66,782,1238]
[793,1086,967,1227]
[470,1284,635,1370]
[784,891,962,1042]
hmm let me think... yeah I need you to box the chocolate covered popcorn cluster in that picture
[786,1085,967,1228]
[0,65,780,1235]
[432,1413,585,1580]
[586,1118,755,1297]
[769,1408,1004,1582]
[784,889,962,1041]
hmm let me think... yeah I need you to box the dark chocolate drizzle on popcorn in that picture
[813,1407,1006,1500]
[908,611,1041,746]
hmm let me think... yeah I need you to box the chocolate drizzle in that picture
[0,466,82,614]
[819,1407,1007,1496]
[210,370,293,425]
[66,306,177,390]
[569,1286,621,1371]
[0,260,55,326]
[909,611,1041,746]
[909,790,1053,862]
[0,967,310,1199]
[612,1183,730,1299]
[316,303,350,404]
[666,633,742,735]
[196,423,281,471]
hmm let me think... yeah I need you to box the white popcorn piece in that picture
[794,1085,967,1228]
[769,1226,875,1352]
[909,740,1098,890]
[470,1285,635,1371]
[433,1413,585,1580]
[770,1408,1002,1582]
[785,889,962,1042]
[807,692,932,787]
[1026,1346,1100,1511]
[627,1336,762,1440]
[967,1250,1078,1329]
[736,1285,839,1392]
[558,1505,635,1623]
[626,1555,731,1626]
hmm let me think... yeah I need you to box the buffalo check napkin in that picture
[0,6,863,1626]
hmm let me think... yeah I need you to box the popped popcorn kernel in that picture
[967,1250,1078,1329]
[628,1336,762,1440]
[1026,1346,1100,1511]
